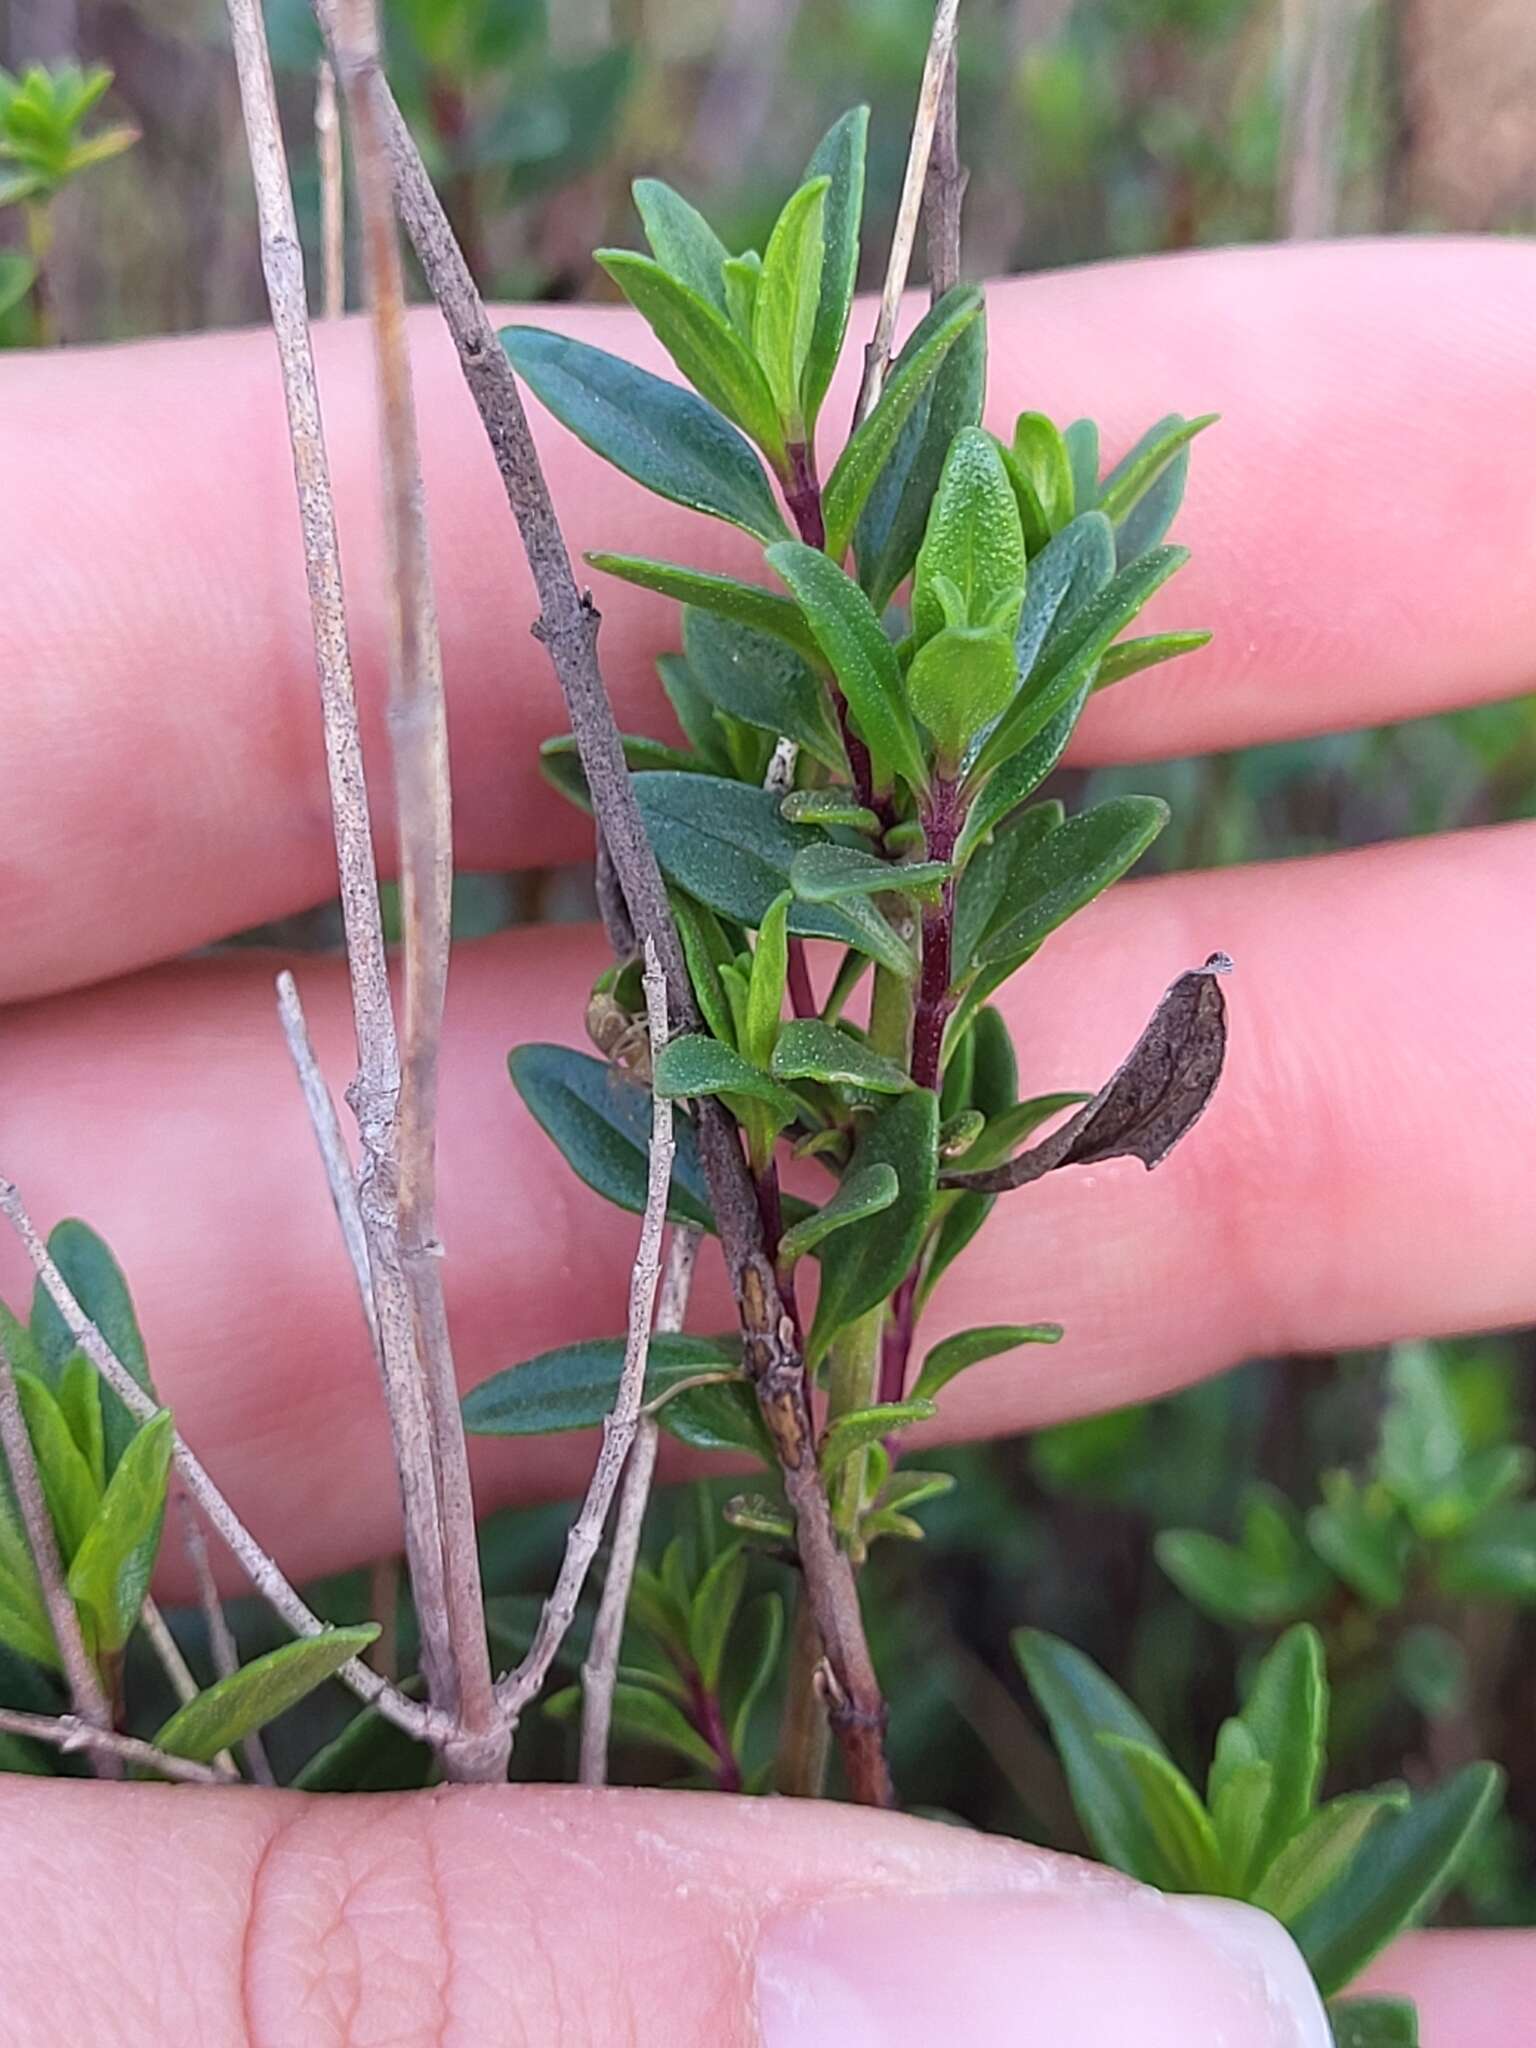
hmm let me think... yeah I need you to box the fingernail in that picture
[755,1885,1331,2048]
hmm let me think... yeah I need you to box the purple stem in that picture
[686,1668,743,1793]
[786,938,817,1019]
[784,440,826,549]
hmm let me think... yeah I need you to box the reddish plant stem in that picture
[880,1270,921,1409]
[786,938,817,1019]
[686,1668,744,1794]
[784,439,826,549]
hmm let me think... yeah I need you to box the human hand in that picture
[1,238,1532,2042]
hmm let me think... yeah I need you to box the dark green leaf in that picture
[1308,1472,1410,1608]
[753,175,828,430]
[589,554,821,663]
[1434,1501,1536,1601]
[911,427,1026,646]
[64,1410,173,1658]
[577,1679,721,1775]
[952,1092,1090,1176]
[809,1090,940,1367]
[1290,1764,1504,1997]
[632,175,731,313]
[31,1220,154,1470]
[657,1378,774,1463]
[1063,418,1100,508]
[1156,1526,1332,1630]
[1011,511,1117,686]
[688,1544,747,1691]
[682,608,846,771]
[539,730,703,814]
[500,325,789,541]
[293,1684,434,1793]
[952,800,1065,973]
[0,1492,57,1671]
[1096,630,1212,690]
[1096,413,1216,527]
[976,797,1168,969]
[156,1626,380,1764]
[596,249,784,458]
[780,790,880,834]
[916,1190,992,1311]
[968,1005,1018,1117]
[822,285,985,560]
[1328,1998,1419,2048]
[656,653,730,770]
[819,1399,936,1477]
[766,543,929,793]
[653,1033,801,1123]
[634,772,913,975]
[728,1590,784,1756]
[800,107,867,424]
[854,306,986,612]
[1012,1628,1182,1888]
[1095,1735,1225,1891]
[462,1333,739,1437]
[1253,1791,1408,1923]
[790,841,950,904]
[508,1042,715,1231]
[771,1022,911,1095]
[777,1164,901,1267]
[912,1323,1061,1404]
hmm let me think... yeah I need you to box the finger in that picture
[0,1779,1331,2047]
[7,236,1536,998]
[1360,1930,1534,2047]
[2,825,1532,1590]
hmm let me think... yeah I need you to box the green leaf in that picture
[767,543,929,793]
[588,554,822,664]
[1096,630,1212,690]
[54,1354,105,1494]
[771,1021,912,1095]
[688,1543,747,1691]
[950,1092,1089,1176]
[745,892,791,1070]
[64,1409,173,1658]
[1064,418,1100,509]
[722,250,761,338]
[912,1323,1061,1404]
[293,1689,434,1793]
[728,1590,784,1756]
[1308,1472,1410,1608]
[462,1333,739,1437]
[1096,413,1216,528]
[1156,1525,1332,1630]
[0,1491,57,1671]
[1012,1628,1183,1888]
[800,107,867,423]
[809,1089,940,1367]
[790,841,950,904]
[539,730,703,814]
[1434,1501,1536,1600]
[753,175,828,431]
[1290,1763,1504,1998]
[911,427,1026,646]
[975,797,1168,971]
[1011,412,1075,533]
[596,249,785,460]
[952,800,1064,973]
[500,326,789,542]
[1252,1791,1408,1923]
[820,1399,936,1478]
[780,790,881,834]
[1378,1344,1475,1535]
[653,1033,801,1124]
[1209,1747,1276,1891]
[1328,1997,1419,2047]
[11,1369,99,1562]
[854,306,986,612]
[822,285,985,561]
[0,250,34,320]
[777,1163,901,1266]
[632,175,731,314]
[573,1678,721,1775]
[31,1220,154,1470]
[1095,1735,1225,1891]
[634,772,914,976]
[682,608,846,771]
[1223,1624,1328,1887]
[907,627,1020,763]
[656,1378,774,1463]
[155,1626,381,1764]
[508,1042,715,1231]
[953,689,1086,865]
[1012,511,1117,684]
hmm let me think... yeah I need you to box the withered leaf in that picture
[942,954,1231,1196]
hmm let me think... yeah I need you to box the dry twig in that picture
[0,1708,237,1786]
[853,0,962,425]
[316,58,344,319]
[178,1497,275,1785]
[0,1321,117,1774]
[579,1223,700,1784]
[921,39,966,300]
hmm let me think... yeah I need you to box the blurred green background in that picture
[2,0,1533,1922]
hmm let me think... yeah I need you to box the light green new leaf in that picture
[11,1369,99,1561]
[1096,630,1212,690]
[1220,1624,1327,1887]
[780,790,881,834]
[907,626,1019,763]
[777,1163,901,1267]
[948,1093,1089,1176]
[753,175,828,431]
[65,1409,173,1658]
[1290,1764,1504,1998]
[790,841,951,903]
[688,1544,747,1692]
[722,250,761,338]
[462,1333,740,1437]
[682,608,846,772]
[1328,1998,1419,2047]
[820,1399,937,1478]
[771,1021,912,1095]
[809,1090,939,1367]
[501,326,789,542]
[1012,1628,1182,1889]
[767,543,929,793]
[1308,1471,1410,1608]
[822,285,985,560]
[508,1042,716,1232]
[911,426,1027,646]
[54,1353,105,1493]
[652,1033,801,1125]
[728,1591,785,1757]
[1011,412,1075,533]
[799,107,868,423]
[0,1492,58,1671]
[156,1626,381,1765]
[1096,1736,1226,1892]
[744,892,791,1070]
[632,175,731,313]
[1252,1791,1408,1924]
[589,553,822,664]
[975,797,1168,971]
[912,1323,1061,1404]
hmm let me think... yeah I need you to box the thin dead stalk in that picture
[220,0,457,1719]
[853,0,962,426]
[0,1179,440,1746]
[498,944,675,1725]
[330,0,503,1782]
[316,58,344,319]
[0,1322,118,1774]
[921,40,966,299]
[139,1597,199,1705]
[579,1223,700,1784]
[179,1497,274,1785]
[0,1708,237,1786]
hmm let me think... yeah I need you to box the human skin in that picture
[0,241,1533,2041]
